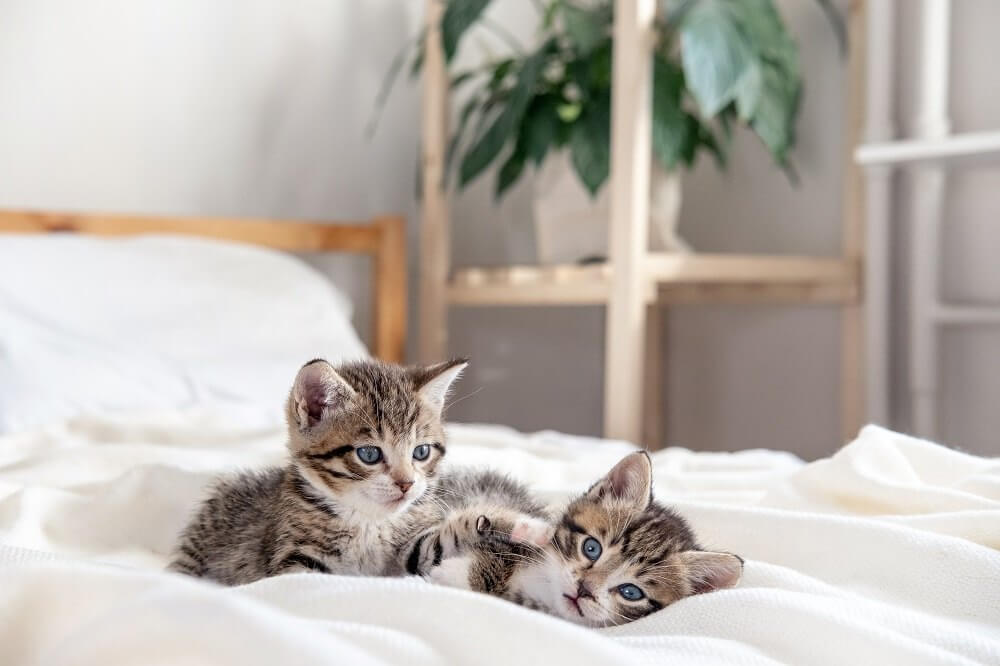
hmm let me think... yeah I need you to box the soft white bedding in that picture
[0,235,367,432]
[1,412,998,665]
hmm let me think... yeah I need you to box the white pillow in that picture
[0,234,368,432]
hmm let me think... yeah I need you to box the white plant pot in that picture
[532,151,689,265]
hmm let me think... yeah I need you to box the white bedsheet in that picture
[1,412,998,665]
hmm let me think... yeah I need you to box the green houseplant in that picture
[383,0,844,263]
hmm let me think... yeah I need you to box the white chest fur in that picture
[320,510,403,576]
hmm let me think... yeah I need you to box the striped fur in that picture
[168,357,467,585]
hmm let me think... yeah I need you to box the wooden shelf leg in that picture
[604,0,655,444]
[418,0,450,363]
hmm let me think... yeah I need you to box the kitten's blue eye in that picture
[618,584,645,601]
[412,444,431,461]
[356,446,383,464]
[582,537,602,561]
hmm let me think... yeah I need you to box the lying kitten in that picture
[169,357,466,585]
[407,452,743,627]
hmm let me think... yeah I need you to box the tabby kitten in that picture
[409,452,743,627]
[168,357,466,585]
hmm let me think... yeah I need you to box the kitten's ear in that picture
[412,358,468,415]
[678,551,744,595]
[586,451,653,511]
[289,359,355,430]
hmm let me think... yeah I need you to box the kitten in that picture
[168,357,467,585]
[408,452,743,627]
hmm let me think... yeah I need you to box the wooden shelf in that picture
[448,254,860,307]
[449,262,612,305]
[419,0,869,445]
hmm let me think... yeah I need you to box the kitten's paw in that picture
[427,556,473,590]
[510,517,554,547]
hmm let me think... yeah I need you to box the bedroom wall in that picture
[0,1,996,457]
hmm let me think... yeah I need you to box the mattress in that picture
[1,409,998,665]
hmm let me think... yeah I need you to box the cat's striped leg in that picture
[438,506,552,554]
[404,507,553,576]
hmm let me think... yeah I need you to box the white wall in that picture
[1,1,995,458]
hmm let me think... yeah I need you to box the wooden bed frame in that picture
[0,209,407,363]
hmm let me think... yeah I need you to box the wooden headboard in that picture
[0,209,407,363]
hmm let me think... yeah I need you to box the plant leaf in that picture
[651,57,692,170]
[727,0,801,164]
[569,95,610,195]
[441,0,493,62]
[733,63,762,120]
[486,58,515,92]
[678,0,756,116]
[458,114,509,187]
[586,39,614,89]
[459,45,548,187]
[717,103,735,140]
[561,3,606,54]
[553,112,573,147]
[747,60,800,164]
[678,0,803,169]
[445,95,482,185]
[522,95,561,166]
[697,119,726,168]
[409,40,425,77]
[495,149,526,199]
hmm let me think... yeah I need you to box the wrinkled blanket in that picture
[1,411,998,665]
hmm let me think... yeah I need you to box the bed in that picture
[1,211,998,666]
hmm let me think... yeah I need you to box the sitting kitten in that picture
[407,452,743,627]
[168,357,466,585]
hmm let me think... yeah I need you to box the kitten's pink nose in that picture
[394,479,414,493]
[576,581,594,601]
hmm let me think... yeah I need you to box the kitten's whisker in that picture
[424,497,451,517]
[498,549,547,563]
[499,553,547,568]
[601,604,632,626]
[443,386,484,412]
